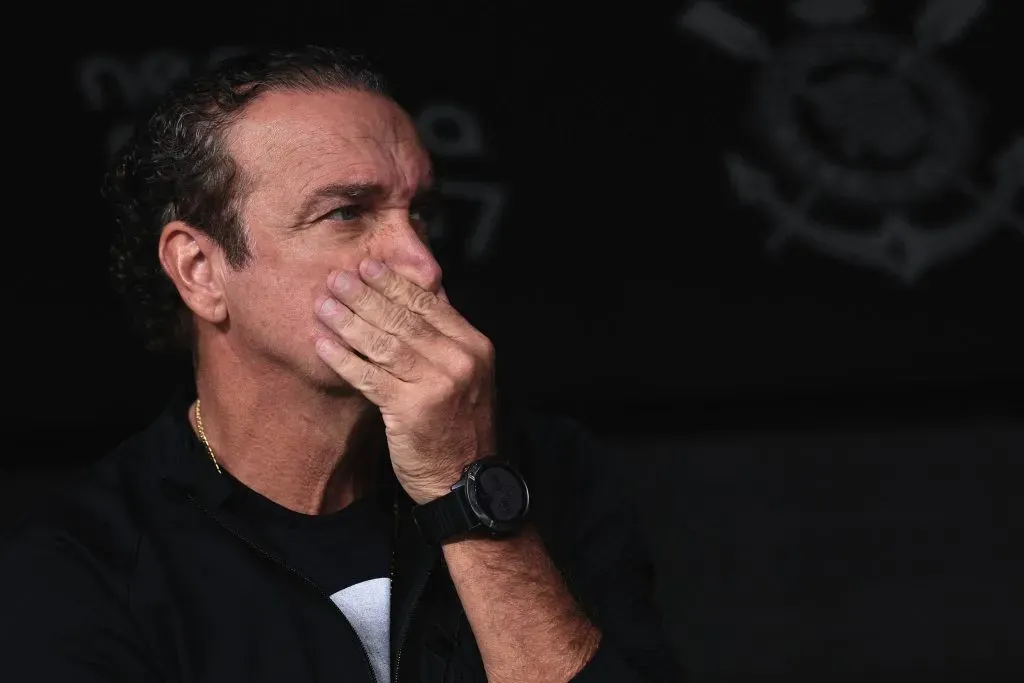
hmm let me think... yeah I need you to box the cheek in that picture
[227,235,366,346]
[225,266,325,340]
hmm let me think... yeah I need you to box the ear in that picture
[158,221,228,325]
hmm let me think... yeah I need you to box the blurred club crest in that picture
[679,0,1022,282]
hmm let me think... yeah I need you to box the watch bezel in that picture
[463,457,530,534]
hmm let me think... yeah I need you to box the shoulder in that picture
[0,430,173,681]
[0,420,170,595]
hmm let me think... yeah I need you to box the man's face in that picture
[217,88,439,389]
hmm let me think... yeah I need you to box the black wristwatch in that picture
[412,456,530,545]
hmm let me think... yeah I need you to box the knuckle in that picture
[336,312,357,335]
[434,372,459,396]
[330,348,355,375]
[383,273,405,297]
[355,285,377,310]
[404,315,430,339]
[359,363,379,389]
[408,289,438,315]
[383,306,412,333]
[400,355,421,378]
[449,351,478,382]
[368,332,397,360]
[477,337,495,362]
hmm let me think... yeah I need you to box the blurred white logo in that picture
[680,0,1022,282]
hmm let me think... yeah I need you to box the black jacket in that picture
[1,389,683,682]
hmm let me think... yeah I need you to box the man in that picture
[0,46,682,682]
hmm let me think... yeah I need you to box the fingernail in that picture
[316,338,340,355]
[364,259,385,277]
[320,298,338,315]
[333,271,353,292]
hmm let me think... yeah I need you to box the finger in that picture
[327,269,456,353]
[315,296,422,381]
[356,260,480,345]
[315,335,397,405]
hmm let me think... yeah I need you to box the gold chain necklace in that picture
[193,399,398,579]
[194,399,222,474]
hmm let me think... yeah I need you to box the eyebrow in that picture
[297,180,437,219]
[298,182,384,218]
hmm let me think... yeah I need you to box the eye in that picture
[326,205,364,222]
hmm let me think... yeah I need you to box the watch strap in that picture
[412,485,478,545]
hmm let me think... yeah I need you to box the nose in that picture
[372,220,443,294]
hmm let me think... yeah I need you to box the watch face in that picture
[476,465,525,522]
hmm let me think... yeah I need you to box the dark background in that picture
[3,0,1021,680]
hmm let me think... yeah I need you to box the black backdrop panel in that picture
[7,0,1022,448]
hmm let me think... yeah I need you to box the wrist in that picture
[413,467,470,505]
[400,457,476,505]
[412,456,530,546]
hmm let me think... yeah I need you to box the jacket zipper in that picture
[392,562,434,683]
[186,494,380,683]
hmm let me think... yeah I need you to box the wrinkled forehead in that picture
[225,88,432,201]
